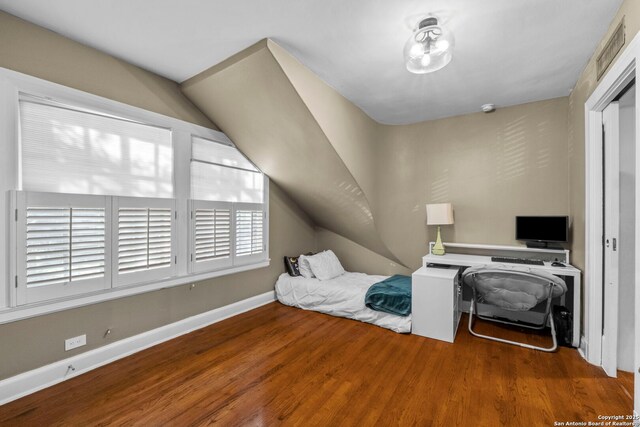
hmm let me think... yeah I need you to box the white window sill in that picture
[0,260,270,325]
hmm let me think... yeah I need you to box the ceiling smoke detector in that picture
[481,104,496,113]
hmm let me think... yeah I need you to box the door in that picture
[602,101,620,378]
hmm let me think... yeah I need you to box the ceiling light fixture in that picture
[404,17,454,74]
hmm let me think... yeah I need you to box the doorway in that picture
[601,84,636,378]
[584,32,640,416]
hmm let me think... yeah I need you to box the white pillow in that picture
[306,250,345,280]
[298,254,315,279]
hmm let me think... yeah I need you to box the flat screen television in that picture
[516,216,569,248]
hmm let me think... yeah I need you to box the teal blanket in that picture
[365,275,412,317]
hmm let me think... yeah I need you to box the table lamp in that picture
[426,203,454,255]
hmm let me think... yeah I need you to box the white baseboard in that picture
[0,290,276,406]
[578,335,589,361]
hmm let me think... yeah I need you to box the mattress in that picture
[275,272,412,333]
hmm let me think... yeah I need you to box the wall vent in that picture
[597,17,626,80]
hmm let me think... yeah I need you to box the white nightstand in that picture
[411,266,462,343]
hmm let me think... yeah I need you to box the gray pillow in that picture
[298,254,315,279]
[306,250,345,280]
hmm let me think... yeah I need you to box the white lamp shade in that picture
[426,203,454,225]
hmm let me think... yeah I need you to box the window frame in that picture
[0,67,270,324]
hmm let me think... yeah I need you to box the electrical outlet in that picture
[65,334,86,351]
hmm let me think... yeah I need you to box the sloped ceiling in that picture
[182,40,402,265]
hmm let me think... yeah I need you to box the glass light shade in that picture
[404,20,454,74]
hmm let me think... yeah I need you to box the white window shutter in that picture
[16,191,111,305]
[113,197,176,287]
[189,200,233,273]
[234,203,266,265]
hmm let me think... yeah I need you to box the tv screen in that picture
[516,216,569,243]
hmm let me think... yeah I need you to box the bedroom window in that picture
[188,137,268,273]
[20,96,173,198]
[190,136,263,203]
[0,68,270,320]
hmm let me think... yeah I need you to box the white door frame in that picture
[584,32,639,366]
[601,101,620,377]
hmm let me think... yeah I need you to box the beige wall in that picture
[181,40,572,274]
[377,97,571,270]
[0,11,215,129]
[568,0,640,272]
[316,228,411,276]
[0,14,316,380]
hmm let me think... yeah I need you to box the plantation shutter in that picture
[189,201,233,273]
[234,203,266,265]
[113,197,176,287]
[16,192,111,305]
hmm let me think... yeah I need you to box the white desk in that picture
[422,252,581,348]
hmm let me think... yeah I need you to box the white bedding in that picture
[275,272,412,333]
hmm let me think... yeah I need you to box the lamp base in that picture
[432,226,446,256]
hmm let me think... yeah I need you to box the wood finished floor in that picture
[0,302,633,426]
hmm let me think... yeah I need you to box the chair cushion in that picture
[462,264,567,311]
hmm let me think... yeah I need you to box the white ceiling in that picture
[0,0,624,124]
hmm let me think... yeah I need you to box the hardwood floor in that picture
[0,302,633,426]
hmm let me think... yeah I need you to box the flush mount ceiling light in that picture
[404,17,454,74]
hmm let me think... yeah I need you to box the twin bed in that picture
[275,270,412,334]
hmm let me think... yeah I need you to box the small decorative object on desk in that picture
[426,203,454,255]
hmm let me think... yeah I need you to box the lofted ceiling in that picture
[0,0,623,124]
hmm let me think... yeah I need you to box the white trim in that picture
[601,102,621,377]
[0,290,276,405]
[264,176,270,263]
[578,335,589,361]
[584,32,640,366]
[0,79,20,310]
[0,259,270,324]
